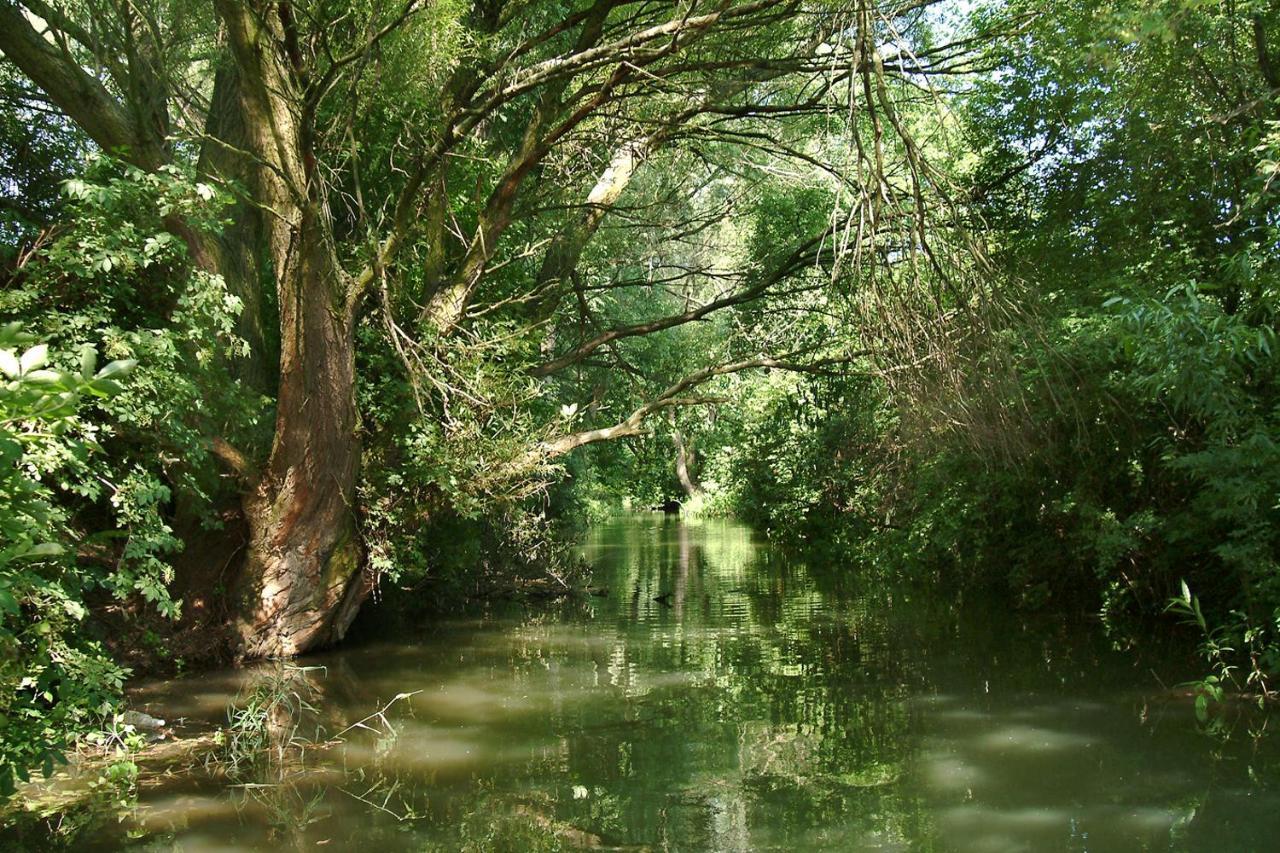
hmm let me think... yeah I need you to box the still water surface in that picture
[117,515,1278,850]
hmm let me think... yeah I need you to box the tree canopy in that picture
[2,0,1279,799]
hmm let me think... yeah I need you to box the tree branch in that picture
[532,232,828,376]
[0,0,159,167]
[540,350,868,456]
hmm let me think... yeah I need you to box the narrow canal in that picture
[77,514,1280,850]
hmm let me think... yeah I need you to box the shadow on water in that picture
[41,514,1280,850]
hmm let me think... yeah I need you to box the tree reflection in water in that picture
[114,515,1280,851]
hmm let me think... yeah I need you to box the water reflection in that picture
[103,515,1280,849]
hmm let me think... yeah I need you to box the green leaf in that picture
[94,359,137,380]
[19,344,48,374]
[21,542,65,559]
[24,369,67,385]
[88,378,125,397]
[79,345,98,380]
[0,349,19,378]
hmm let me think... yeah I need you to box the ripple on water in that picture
[95,514,1280,852]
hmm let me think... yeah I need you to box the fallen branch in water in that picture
[330,691,423,742]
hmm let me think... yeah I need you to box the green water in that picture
[81,516,1280,849]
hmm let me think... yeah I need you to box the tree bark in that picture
[0,0,164,169]
[672,429,702,498]
[213,0,368,658]
[236,210,366,658]
[2,0,828,662]
[195,62,276,390]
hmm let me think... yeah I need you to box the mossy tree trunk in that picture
[0,0,827,661]
[234,206,366,658]
[214,0,368,658]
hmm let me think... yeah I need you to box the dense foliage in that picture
[0,325,139,794]
[675,0,1280,700]
[1,0,1278,808]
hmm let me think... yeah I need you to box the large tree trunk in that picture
[214,0,369,658]
[236,210,367,658]
[195,62,275,390]
[672,429,703,498]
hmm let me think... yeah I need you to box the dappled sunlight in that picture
[100,515,1280,849]
[129,670,262,725]
[3,0,1280,848]
[135,791,269,836]
[918,752,988,791]
[937,804,1185,852]
[334,720,546,774]
[970,723,1096,753]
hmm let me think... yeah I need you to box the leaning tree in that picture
[1,0,995,656]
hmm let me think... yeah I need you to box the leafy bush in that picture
[0,156,262,793]
[0,325,137,795]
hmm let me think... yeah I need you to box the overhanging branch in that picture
[540,350,869,456]
[532,232,828,376]
[0,0,158,167]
